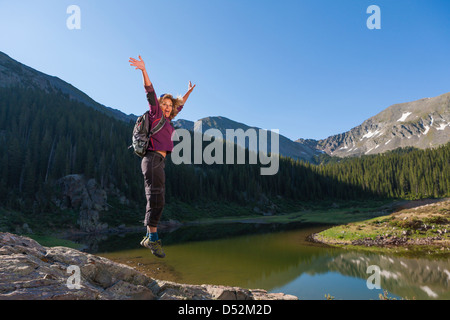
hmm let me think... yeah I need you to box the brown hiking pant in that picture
[141,151,166,228]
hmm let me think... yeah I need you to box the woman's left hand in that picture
[188,81,196,93]
[182,81,196,105]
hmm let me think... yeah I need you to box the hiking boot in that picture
[143,238,166,258]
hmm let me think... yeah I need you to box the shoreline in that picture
[310,232,450,249]
[309,198,450,257]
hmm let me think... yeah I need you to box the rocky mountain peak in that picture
[301,91,450,157]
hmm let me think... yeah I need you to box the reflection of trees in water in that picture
[161,222,325,245]
[67,233,110,253]
[77,222,327,253]
[326,252,450,300]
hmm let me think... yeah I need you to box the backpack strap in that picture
[148,114,167,138]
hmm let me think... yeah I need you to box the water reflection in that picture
[79,223,449,300]
[325,252,450,300]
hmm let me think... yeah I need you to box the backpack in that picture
[129,111,166,157]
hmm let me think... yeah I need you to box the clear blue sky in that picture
[1,0,449,140]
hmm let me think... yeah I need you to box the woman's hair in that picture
[158,94,184,120]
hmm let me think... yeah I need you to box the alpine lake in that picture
[75,219,449,300]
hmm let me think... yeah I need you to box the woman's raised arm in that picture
[129,55,161,116]
[129,55,151,87]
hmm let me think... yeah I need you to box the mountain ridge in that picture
[173,116,322,163]
[300,91,450,157]
[0,51,136,123]
[2,50,448,162]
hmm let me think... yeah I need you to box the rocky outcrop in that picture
[53,175,108,233]
[0,233,298,300]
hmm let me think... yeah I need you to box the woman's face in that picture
[161,98,173,118]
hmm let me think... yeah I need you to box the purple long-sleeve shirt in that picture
[144,84,183,154]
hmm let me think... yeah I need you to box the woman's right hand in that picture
[129,55,146,71]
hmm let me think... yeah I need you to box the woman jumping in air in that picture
[129,55,195,258]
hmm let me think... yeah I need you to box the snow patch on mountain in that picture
[397,112,412,122]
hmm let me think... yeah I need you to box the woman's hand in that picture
[129,55,151,86]
[187,81,196,93]
[129,55,146,71]
[183,81,196,104]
